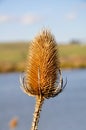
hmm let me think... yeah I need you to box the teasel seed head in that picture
[20,29,66,99]
[20,29,67,130]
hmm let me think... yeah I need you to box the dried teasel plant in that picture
[20,29,67,130]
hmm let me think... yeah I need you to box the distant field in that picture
[59,44,86,68]
[0,42,86,72]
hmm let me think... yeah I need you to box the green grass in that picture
[0,42,86,72]
[0,42,28,62]
[59,44,86,68]
[59,44,86,57]
[0,42,29,72]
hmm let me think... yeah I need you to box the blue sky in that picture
[0,0,86,43]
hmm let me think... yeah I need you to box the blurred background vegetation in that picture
[0,41,86,73]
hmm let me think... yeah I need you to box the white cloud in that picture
[0,14,43,25]
[20,14,42,25]
[0,15,10,23]
[66,12,77,21]
[0,14,16,23]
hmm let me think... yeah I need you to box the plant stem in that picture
[30,96,44,130]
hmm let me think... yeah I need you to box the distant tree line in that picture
[70,39,80,44]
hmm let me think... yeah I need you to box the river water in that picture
[0,69,86,130]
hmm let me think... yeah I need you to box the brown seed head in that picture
[25,30,60,98]
[20,29,66,130]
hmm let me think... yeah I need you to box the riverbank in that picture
[0,43,86,73]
